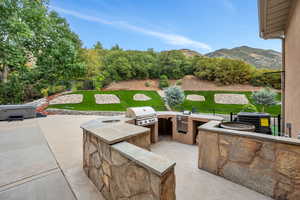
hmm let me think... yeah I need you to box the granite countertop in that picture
[80,115,133,130]
[80,116,150,144]
[199,120,300,146]
[157,111,223,121]
[112,142,176,176]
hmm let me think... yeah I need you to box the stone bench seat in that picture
[112,142,175,176]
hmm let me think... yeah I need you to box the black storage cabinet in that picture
[236,112,272,135]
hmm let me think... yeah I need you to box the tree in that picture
[0,0,85,103]
[252,88,277,112]
[250,68,281,89]
[164,86,185,108]
[0,0,49,83]
[158,51,190,79]
[35,11,85,83]
[93,41,103,50]
[80,48,105,78]
[194,57,254,85]
[111,44,122,51]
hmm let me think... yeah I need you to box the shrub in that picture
[94,79,102,91]
[94,72,110,91]
[252,88,277,112]
[194,57,254,85]
[41,88,49,97]
[75,81,84,90]
[71,82,77,92]
[176,79,182,86]
[24,84,42,100]
[0,73,25,104]
[54,85,66,93]
[145,81,151,87]
[242,104,258,112]
[250,69,281,89]
[159,75,169,89]
[164,86,185,108]
[47,85,66,95]
[83,80,95,90]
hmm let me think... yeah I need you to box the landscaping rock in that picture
[186,94,205,102]
[46,108,124,116]
[157,90,165,98]
[95,94,120,104]
[214,93,249,104]
[25,97,47,107]
[49,94,83,105]
[133,94,151,101]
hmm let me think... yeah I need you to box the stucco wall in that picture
[285,1,300,138]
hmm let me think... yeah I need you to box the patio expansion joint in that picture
[37,121,79,200]
[0,168,59,193]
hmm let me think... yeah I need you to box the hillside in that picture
[177,49,202,57]
[104,75,265,92]
[205,46,282,69]
[166,49,202,57]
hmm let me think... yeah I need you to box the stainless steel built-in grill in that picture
[176,115,188,133]
[126,106,157,126]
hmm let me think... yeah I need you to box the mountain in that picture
[168,49,202,57]
[205,46,282,69]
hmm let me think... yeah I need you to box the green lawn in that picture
[181,91,281,115]
[48,90,281,115]
[48,90,167,111]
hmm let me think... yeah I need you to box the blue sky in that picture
[49,0,281,54]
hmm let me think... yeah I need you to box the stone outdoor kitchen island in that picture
[198,121,300,200]
[81,117,176,200]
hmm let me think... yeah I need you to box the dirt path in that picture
[104,75,266,92]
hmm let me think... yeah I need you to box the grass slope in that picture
[48,90,167,111]
[181,91,281,115]
[49,90,281,115]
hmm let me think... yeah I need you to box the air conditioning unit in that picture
[237,112,272,135]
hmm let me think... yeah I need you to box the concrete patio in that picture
[0,115,272,200]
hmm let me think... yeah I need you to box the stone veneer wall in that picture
[198,129,300,200]
[83,130,176,200]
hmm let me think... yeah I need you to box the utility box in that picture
[0,105,36,121]
[237,112,272,135]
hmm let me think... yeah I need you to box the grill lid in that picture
[126,106,156,118]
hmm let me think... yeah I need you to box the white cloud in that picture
[50,6,212,51]
[222,0,236,11]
